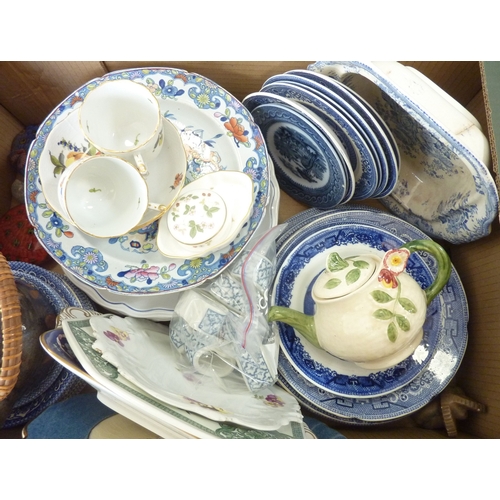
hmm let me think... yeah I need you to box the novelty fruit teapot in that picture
[268,239,452,370]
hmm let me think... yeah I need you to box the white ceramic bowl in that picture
[157,170,255,259]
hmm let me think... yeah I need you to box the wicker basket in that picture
[0,252,23,401]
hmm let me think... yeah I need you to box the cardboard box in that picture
[0,61,498,438]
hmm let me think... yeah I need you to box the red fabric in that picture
[0,204,50,265]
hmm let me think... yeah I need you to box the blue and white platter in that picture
[259,79,380,200]
[272,206,469,420]
[245,96,352,207]
[308,61,499,244]
[26,67,270,295]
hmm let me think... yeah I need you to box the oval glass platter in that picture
[25,67,270,295]
[307,61,498,244]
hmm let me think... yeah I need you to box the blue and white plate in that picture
[2,262,94,429]
[308,61,498,244]
[259,78,380,200]
[274,211,442,398]
[249,100,352,208]
[272,206,468,419]
[26,67,270,295]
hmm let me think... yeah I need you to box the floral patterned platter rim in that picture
[59,160,280,321]
[273,69,400,198]
[273,209,469,419]
[308,61,499,244]
[62,312,304,432]
[259,78,381,200]
[2,263,93,428]
[25,67,270,295]
[273,211,446,398]
[42,313,305,439]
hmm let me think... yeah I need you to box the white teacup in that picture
[79,79,163,175]
[58,155,166,238]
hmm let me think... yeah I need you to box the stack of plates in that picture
[2,262,95,429]
[242,69,400,208]
[25,67,275,321]
[272,206,469,425]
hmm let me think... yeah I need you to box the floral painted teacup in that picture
[79,79,164,175]
[58,155,167,238]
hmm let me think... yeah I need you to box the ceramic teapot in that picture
[268,239,452,370]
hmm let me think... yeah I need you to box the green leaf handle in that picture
[400,239,452,305]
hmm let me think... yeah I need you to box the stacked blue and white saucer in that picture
[242,68,401,208]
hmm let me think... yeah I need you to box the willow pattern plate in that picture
[273,213,443,399]
[260,77,380,200]
[26,67,270,295]
[249,100,352,207]
[272,207,468,419]
[308,61,498,243]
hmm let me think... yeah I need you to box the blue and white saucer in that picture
[259,79,380,200]
[284,69,400,198]
[247,98,352,208]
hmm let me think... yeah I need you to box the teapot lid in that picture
[313,252,379,300]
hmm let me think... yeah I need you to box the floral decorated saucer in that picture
[308,61,498,243]
[25,67,270,295]
[158,171,254,259]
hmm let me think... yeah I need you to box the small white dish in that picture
[167,187,227,246]
[157,170,254,259]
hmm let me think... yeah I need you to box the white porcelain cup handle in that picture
[147,202,167,214]
[133,153,148,176]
